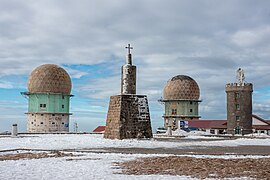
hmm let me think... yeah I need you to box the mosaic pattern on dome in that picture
[163,75,200,100]
[28,64,72,94]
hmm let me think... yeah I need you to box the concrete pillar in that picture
[12,124,18,137]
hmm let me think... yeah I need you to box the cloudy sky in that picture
[1,0,270,132]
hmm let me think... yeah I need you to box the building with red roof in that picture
[92,126,105,134]
[187,114,270,135]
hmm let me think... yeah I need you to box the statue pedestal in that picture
[104,94,152,139]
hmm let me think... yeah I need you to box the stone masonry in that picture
[226,83,253,135]
[104,44,152,139]
[104,95,152,139]
[121,64,136,95]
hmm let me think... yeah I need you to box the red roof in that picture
[188,120,227,129]
[189,118,270,130]
[252,114,270,125]
[93,126,105,133]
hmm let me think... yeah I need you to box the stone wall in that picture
[226,83,253,135]
[27,113,69,133]
[104,95,152,139]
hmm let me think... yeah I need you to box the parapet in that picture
[225,83,253,92]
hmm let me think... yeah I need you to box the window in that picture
[40,104,46,108]
[236,116,240,121]
[190,101,193,105]
[32,114,34,116]
[62,105,64,108]
[62,122,64,125]
[52,122,55,125]
[40,122,43,124]
[62,114,65,116]
[190,109,193,113]
[171,109,177,115]
[31,122,33,124]
[52,114,55,116]
[41,114,43,116]
[236,104,240,110]
[62,95,65,99]
[235,92,240,99]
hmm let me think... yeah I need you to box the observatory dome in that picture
[163,75,200,100]
[28,64,72,94]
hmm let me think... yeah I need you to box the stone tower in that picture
[121,44,136,94]
[162,75,201,129]
[104,44,152,139]
[226,68,253,135]
[22,64,73,133]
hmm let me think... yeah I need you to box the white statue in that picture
[236,68,245,84]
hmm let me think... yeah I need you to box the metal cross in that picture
[125,44,133,54]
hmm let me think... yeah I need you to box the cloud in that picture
[0,81,13,89]
[231,26,270,47]
[65,67,88,79]
[1,0,270,131]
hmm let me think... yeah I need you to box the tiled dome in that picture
[163,75,200,100]
[28,64,72,94]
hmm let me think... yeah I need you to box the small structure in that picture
[188,115,270,135]
[188,120,227,135]
[226,68,253,135]
[11,124,18,137]
[104,44,152,139]
[93,126,105,134]
[251,115,270,135]
[162,75,201,129]
[21,64,73,133]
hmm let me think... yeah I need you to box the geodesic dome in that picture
[28,64,72,94]
[163,75,200,100]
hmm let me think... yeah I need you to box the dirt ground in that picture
[102,145,270,155]
[117,156,270,179]
[1,144,270,179]
[0,151,76,161]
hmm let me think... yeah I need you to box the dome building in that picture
[22,64,73,133]
[162,75,201,129]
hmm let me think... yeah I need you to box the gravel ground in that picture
[117,156,270,179]
[103,145,270,155]
[0,151,76,161]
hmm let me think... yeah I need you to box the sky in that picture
[1,0,270,132]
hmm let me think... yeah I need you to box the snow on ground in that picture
[244,133,270,138]
[0,134,270,151]
[1,134,269,180]
[172,129,188,136]
[0,152,190,180]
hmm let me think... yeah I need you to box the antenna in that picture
[74,122,78,132]
[157,97,165,105]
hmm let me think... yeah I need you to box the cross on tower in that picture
[125,44,133,54]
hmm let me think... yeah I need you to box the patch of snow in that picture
[172,129,188,136]
[187,131,211,136]
[244,133,270,138]
[0,134,270,151]
[0,152,192,180]
[1,134,269,179]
